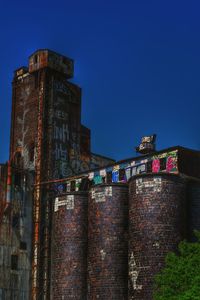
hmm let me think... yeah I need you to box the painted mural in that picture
[53,150,178,194]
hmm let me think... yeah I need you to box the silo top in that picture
[28,49,74,78]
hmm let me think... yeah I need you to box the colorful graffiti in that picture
[53,150,178,194]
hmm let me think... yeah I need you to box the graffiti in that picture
[125,168,131,181]
[152,159,160,173]
[105,186,112,196]
[54,144,68,161]
[54,110,68,120]
[100,249,106,261]
[166,156,177,172]
[95,192,106,203]
[91,186,112,203]
[54,81,69,95]
[52,147,178,194]
[54,123,70,143]
[69,158,90,174]
[51,85,92,179]
[16,86,36,170]
[93,176,103,185]
[54,195,74,212]
[129,253,143,290]
[136,164,146,174]
[136,177,162,194]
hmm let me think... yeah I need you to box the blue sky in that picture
[1,0,200,162]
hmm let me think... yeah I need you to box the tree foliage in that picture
[153,231,200,300]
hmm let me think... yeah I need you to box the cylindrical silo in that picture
[51,191,88,300]
[88,183,128,300]
[187,180,200,241]
[128,173,186,300]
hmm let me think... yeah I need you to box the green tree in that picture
[153,231,200,300]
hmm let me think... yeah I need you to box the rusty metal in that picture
[128,173,187,300]
[51,192,88,299]
[88,183,128,300]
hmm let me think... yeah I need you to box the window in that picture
[11,255,18,270]
[20,241,27,251]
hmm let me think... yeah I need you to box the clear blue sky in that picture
[1,0,200,163]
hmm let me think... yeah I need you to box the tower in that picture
[8,49,114,299]
[11,49,91,179]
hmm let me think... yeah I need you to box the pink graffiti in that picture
[166,156,176,172]
[152,159,160,173]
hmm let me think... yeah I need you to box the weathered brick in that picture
[128,173,186,300]
[51,192,88,299]
[88,184,128,300]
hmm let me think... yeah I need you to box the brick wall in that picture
[128,173,187,300]
[88,184,128,300]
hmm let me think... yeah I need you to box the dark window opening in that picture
[11,255,18,270]
[20,241,27,250]
[14,172,21,186]
[12,214,20,230]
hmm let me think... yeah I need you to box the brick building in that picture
[0,50,200,300]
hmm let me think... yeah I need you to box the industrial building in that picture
[0,49,200,300]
